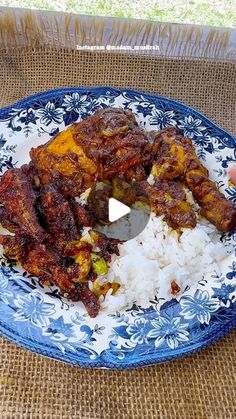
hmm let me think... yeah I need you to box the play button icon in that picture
[108,198,130,222]
[87,177,151,242]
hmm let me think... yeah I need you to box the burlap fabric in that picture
[0,46,236,418]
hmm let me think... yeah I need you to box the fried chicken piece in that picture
[74,107,152,179]
[0,168,46,241]
[150,127,209,181]
[29,108,151,196]
[186,171,236,232]
[38,184,80,252]
[124,165,147,181]
[151,127,236,232]
[29,124,97,196]
[141,180,197,229]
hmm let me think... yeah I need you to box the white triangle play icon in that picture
[108,198,131,223]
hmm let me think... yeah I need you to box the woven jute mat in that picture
[0,47,236,419]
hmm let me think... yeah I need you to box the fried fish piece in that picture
[0,233,30,261]
[24,241,99,317]
[24,244,99,317]
[66,283,100,318]
[38,184,80,252]
[0,234,100,317]
[70,201,95,228]
[151,127,236,232]
[0,168,45,241]
[0,234,73,291]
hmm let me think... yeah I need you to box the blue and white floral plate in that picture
[0,87,235,369]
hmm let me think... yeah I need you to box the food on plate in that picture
[150,127,236,232]
[38,184,79,252]
[0,169,46,241]
[25,108,151,197]
[0,232,100,317]
[0,107,235,317]
[140,180,197,229]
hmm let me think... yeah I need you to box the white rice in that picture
[96,213,229,312]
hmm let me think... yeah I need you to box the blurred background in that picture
[0,0,235,27]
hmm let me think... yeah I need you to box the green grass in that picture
[0,0,236,28]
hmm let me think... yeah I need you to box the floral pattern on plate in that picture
[0,87,235,368]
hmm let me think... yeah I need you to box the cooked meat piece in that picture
[29,108,151,196]
[21,163,41,189]
[70,201,95,227]
[74,107,152,180]
[38,184,80,251]
[0,233,99,316]
[151,127,236,232]
[150,127,209,181]
[23,244,75,291]
[186,171,236,232]
[124,165,147,182]
[0,234,74,291]
[66,283,99,318]
[88,230,120,262]
[0,233,30,261]
[29,124,98,196]
[141,180,197,229]
[0,168,46,241]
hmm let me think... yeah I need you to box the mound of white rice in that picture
[95,213,229,312]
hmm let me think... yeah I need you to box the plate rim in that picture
[0,85,235,369]
[0,308,236,369]
[0,86,235,145]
